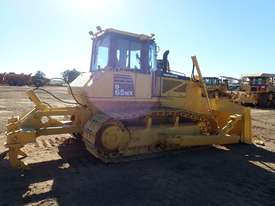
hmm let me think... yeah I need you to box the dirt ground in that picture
[0,86,275,206]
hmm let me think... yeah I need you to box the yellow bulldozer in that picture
[202,77,229,98]
[5,28,252,169]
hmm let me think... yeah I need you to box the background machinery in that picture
[232,73,275,107]
[5,28,252,169]
[220,76,241,91]
[203,77,228,97]
[1,72,32,86]
[0,72,49,87]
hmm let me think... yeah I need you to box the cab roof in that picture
[203,77,220,79]
[96,28,154,41]
[241,73,275,78]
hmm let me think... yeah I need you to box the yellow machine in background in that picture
[203,77,229,98]
[5,28,252,169]
[233,73,275,107]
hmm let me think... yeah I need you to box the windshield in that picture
[91,35,110,71]
[90,33,156,72]
[112,38,141,69]
[249,77,268,85]
[204,78,220,85]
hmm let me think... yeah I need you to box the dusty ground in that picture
[0,86,275,206]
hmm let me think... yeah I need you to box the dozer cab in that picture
[5,28,252,169]
[233,73,275,107]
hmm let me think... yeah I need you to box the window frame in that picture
[90,32,157,73]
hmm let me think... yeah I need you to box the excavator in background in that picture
[4,28,252,169]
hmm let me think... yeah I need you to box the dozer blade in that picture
[219,114,242,136]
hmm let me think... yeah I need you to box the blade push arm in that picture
[5,90,89,169]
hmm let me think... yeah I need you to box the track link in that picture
[82,108,219,162]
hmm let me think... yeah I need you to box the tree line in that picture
[0,68,81,86]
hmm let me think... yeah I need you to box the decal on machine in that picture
[113,74,135,96]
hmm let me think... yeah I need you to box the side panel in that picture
[70,70,158,115]
[160,77,187,97]
[135,72,152,99]
[82,70,153,99]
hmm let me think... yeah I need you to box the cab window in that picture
[92,36,110,71]
[90,33,157,73]
[113,39,141,70]
[129,41,141,69]
[149,44,157,71]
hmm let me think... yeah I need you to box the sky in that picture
[0,0,275,78]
